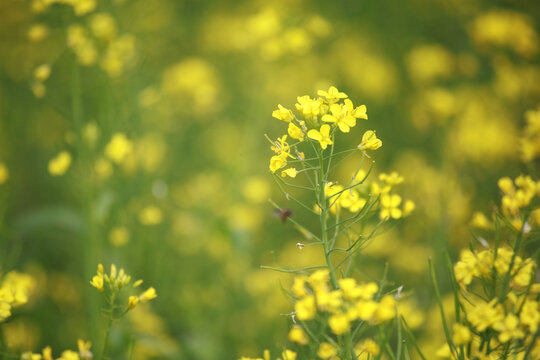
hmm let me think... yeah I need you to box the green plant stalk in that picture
[100,291,116,360]
[0,325,8,360]
[317,146,338,289]
[429,259,458,358]
[498,215,528,304]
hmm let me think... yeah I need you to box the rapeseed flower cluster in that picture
[0,271,36,322]
[435,171,540,359]
[520,106,540,162]
[90,263,156,311]
[21,340,93,360]
[242,88,414,359]
[292,269,395,336]
[269,86,378,175]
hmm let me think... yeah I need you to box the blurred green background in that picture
[0,0,539,358]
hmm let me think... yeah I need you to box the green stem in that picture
[100,292,116,360]
[318,147,338,289]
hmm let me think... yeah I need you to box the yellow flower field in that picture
[0,0,539,359]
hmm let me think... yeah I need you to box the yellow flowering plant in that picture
[89,263,157,360]
[431,112,540,360]
[242,86,416,359]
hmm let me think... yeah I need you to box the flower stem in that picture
[100,292,116,360]
[318,147,338,289]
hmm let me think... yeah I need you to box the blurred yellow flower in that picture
[105,133,133,164]
[452,323,471,345]
[34,64,51,82]
[380,194,402,220]
[27,24,49,42]
[0,163,9,185]
[287,326,308,345]
[138,205,163,225]
[328,312,350,335]
[48,151,72,176]
[90,13,117,40]
[317,342,337,359]
[109,227,129,247]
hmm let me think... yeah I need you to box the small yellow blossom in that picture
[139,287,157,303]
[355,338,380,356]
[307,124,333,150]
[493,314,524,343]
[34,64,51,82]
[90,13,117,40]
[295,295,316,320]
[318,86,348,103]
[322,103,357,133]
[90,274,104,292]
[281,350,296,360]
[57,350,79,360]
[269,153,288,173]
[435,344,451,358]
[21,352,42,360]
[295,96,324,118]
[452,323,471,345]
[403,200,415,216]
[48,151,72,176]
[380,194,402,220]
[109,227,129,247]
[105,133,133,164]
[281,168,297,178]
[27,24,49,42]
[467,299,504,332]
[520,300,539,333]
[288,326,308,345]
[471,212,491,229]
[138,206,163,225]
[317,342,337,359]
[329,312,350,335]
[287,122,304,140]
[0,163,9,185]
[42,346,53,360]
[292,276,308,298]
[77,339,92,359]
[272,104,294,122]
[358,130,382,151]
[374,295,396,323]
[128,295,139,309]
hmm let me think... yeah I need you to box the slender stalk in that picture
[318,147,338,289]
[100,292,116,360]
[429,259,457,358]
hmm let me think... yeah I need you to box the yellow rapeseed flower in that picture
[358,130,382,151]
[452,323,471,345]
[0,163,9,185]
[269,153,288,173]
[287,122,304,140]
[272,104,294,122]
[380,194,402,220]
[281,168,297,178]
[318,86,348,104]
[295,295,316,320]
[105,133,133,164]
[307,124,333,150]
[316,342,337,359]
[48,151,72,176]
[328,312,350,335]
[288,326,308,345]
[27,24,49,42]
